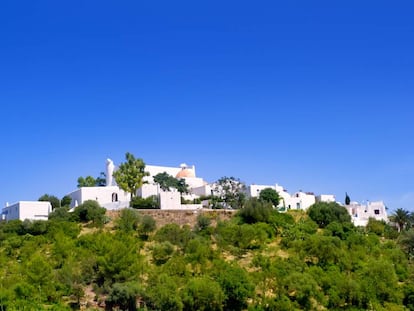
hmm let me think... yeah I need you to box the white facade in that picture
[2,201,52,221]
[67,186,130,210]
[286,191,316,210]
[141,163,209,202]
[246,184,316,210]
[66,161,208,210]
[159,191,181,209]
[316,194,336,203]
[345,201,388,227]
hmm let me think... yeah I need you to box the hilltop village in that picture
[2,155,388,227]
[1,154,413,311]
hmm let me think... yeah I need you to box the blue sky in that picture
[1,1,413,211]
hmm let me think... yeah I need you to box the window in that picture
[112,193,118,202]
[296,202,301,209]
[374,209,380,215]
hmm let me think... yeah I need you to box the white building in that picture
[67,186,130,210]
[2,201,52,221]
[246,184,317,211]
[141,163,209,200]
[316,194,336,203]
[66,160,205,210]
[345,201,388,227]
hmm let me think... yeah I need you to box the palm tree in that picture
[390,208,410,232]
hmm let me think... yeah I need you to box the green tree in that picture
[307,201,351,228]
[237,198,274,224]
[398,230,414,257]
[153,172,189,194]
[212,176,246,209]
[73,200,106,226]
[60,195,72,207]
[144,273,183,310]
[154,172,176,191]
[76,176,96,187]
[77,172,106,188]
[152,241,175,265]
[259,188,280,207]
[130,195,159,209]
[212,261,254,311]
[106,282,140,311]
[182,277,224,311]
[345,192,351,205]
[138,215,156,239]
[116,208,140,233]
[113,152,149,199]
[38,194,61,209]
[390,208,410,232]
[95,172,106,186]
[195,214,211,232]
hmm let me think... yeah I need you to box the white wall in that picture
[192,184,212,197]
[138,183,159,198]
[67,186,130,208]
[346,201,388,227]
[287,192,316,210]
[159,191,181,209]
[2,201,51,221]
[246,185,275,197]
[316,194,336,203]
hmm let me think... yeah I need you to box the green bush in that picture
[130,195,159,209]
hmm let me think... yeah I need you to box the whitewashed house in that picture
[2,201,52,221]
[345,201,388,227]
[66,160,205,210]
[246,183,319,211]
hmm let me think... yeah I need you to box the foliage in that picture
[138,214,156,239]
[77,172,106,188]
[237,198,274,224]
[72,200,106,226]
[390,208,411,232]
[154,223,193,248]
[105,282,140,311]
[152,241,175,265]
[345,192,351,205]
[0,208,413,310]
[48,207,72,222]
[116,208,140,233]
[76,175,96,187]
[259,187,281,207]
[212,260,254,311]
[398,229,414,257]
[144,273,183,310]
[38,193,61,209]
[182,277,225,311]
[130,195,159,209]
[113,152,150,199]
[307,201,351,228]
[195,214,211,232]
[212,176,247,209]
[60,195,72,207]
[153,171,189,194]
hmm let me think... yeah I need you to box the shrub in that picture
[307,202,351,228]
[130,196,159,209]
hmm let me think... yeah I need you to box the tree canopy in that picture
[77,172,107,187]
[212,176,246,209]
[113,152,150,199]
[153,172,189,194]
[38,194,61,209]
[307,201,352,228]
[259,187,280,207]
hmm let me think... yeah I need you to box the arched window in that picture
[112,193,118,202]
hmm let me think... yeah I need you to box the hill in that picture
[0,203,413,311]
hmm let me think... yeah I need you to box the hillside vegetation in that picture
[1,200,414,311]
